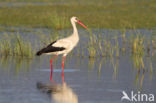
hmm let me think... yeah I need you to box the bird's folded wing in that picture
[52,39,72,48]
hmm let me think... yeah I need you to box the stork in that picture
[36,16,88,82]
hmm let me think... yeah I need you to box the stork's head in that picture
[71,16,78,22]
[71,16,88,29]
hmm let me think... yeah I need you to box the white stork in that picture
[36,16,88,81]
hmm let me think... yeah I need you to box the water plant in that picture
[0,33,34,58]
[114,36,119,57]
[121,30,126,54]
[0,33,12,57]
[87,32,97,58]
[132,35,145,56]
[13,34,33,57]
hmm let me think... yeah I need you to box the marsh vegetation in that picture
[0,0,156,102]
[0,0,156,29]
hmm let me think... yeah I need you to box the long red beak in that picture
[77,20,88,29]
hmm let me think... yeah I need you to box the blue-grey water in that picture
[0,28,156,103]
[0,56,156,103]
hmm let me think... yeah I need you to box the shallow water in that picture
[0,28,156,103]
[0,55,156,103]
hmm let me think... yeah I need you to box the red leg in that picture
[61,56,66,84]
[50,55,57,82]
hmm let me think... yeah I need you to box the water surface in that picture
[0,28,156,103]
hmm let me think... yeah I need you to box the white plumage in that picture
[36,16,88,81]
[36,16,87,56]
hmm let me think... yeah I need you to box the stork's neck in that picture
[71,20,78,36]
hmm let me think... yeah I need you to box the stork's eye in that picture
[75,17,78,20]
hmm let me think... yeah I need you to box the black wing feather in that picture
[47,41,57,47]
[36,40,65,56]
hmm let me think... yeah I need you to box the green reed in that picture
[121,30,126,54]
[0,33,12,57]
[13,34,33,57]
[87,31,97,58]
[0,28,155,61]
[0,33,34,58]
[114,36,119,57]
[131,35,145,56]
[0,29,155,84]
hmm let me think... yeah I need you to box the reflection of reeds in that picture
[88,58,96,69]
[98,58,103,79]
[134,56,153,89]
[0,56,9,68]
[149,60,153,80]
[112,58,119,80]
[0,56,32,75]
[132,55,144,72]
[135,70,144,90]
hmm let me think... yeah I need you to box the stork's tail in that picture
[36,49,44,56]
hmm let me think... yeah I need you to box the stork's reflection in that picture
[36,71,78,103]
